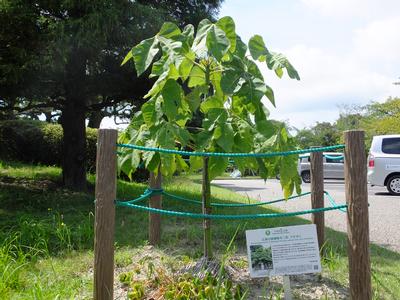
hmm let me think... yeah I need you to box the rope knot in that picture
[145,187,164,196]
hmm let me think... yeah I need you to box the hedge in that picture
[0,119,98,171]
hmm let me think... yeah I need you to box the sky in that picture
[219,0,400,129]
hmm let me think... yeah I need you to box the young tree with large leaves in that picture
[119,17,301,258]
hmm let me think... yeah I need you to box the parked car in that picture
[368,134,400,195]
[298,152,344,183]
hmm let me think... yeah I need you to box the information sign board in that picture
[246,224,321,278]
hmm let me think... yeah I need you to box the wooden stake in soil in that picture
[202,156,212,259]
[94,129,117,300]
[344,130,371,300]
[149,167,162,246]
[310,151,324,249]
[283,276,293,300]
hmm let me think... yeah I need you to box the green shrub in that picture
[0,119,97,171]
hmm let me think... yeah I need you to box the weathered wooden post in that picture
[149,168,162,246]
[344,130,371,300]
[202,156,212,259]
[94,129,117,300]
[310,151,324,249]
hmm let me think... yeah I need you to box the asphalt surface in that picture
[213,178,400,253]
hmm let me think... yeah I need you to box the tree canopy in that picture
[0,0,224,190]
[119,17,302,197]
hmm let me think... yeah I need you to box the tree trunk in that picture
[202,157,212,259]
[88,111,105,129]
[60,104,87,191]
[60,48,88,191]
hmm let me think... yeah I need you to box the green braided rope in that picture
[299,154,344,160]
[114,201,348,219]
[117,189,311,208]
[324,191,347,212]
[162,191,312,207]
[120,190,153,204]
[324,154,344,160]
[116,143,345,158]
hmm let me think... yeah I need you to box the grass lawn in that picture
[0,160,399,299]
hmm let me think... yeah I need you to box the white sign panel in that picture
[246,224,321,278]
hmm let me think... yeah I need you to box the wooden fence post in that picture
[344,130,371,300]
[94,129,117,300]
[310,151,324,249]
[149,167,162,246]
[202,156,212,259]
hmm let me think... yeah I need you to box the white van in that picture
[368,135,400,195]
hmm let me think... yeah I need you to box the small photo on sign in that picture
[250,245,273,274]
[246,224,321,278]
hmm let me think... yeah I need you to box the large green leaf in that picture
[188,65,206,87]
[192,19,213,56]
[256,120,275,138]
[131,37,159,76]
[220,56,246,95]
[214,123,234,152]
[234,36,247,58]
[175,155,189,173]
[158,22,181,39]
[161,79,182,121]
[220,68,244,95]
[248,35,269,61]
[206,26,230,61]
[245,58,264,80]
[216,16,236,52]
[265,84,275,107]
[150,55,168,78]
[200,95,224,113]
[121,50,133,66]
[141,99,157,126]
[256,158,269,180]
[202,108,228,131]
[189,156,203,172]
[193,130,213,150]
[158,36,185,67]
[171,125,191,146]
[179,51,195,81]
[118,150,140,180]
[182,24,195,46]
[161,153,176,177]
[266,52,300,80]
[185,85,207,112]
[236,77,267,104]
[208,156,229,180]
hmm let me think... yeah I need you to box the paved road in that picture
[213,179,400,253]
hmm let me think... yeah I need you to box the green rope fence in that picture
[162,190,312,207]
[119,188,344,210]
[115,188,347,219]
[115,143,347,218]
[116,143,345,158]
[115,200,347,219]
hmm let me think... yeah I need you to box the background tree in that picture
[360,97,400,145]
[0,0,223,190]
[294,122,340,148]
